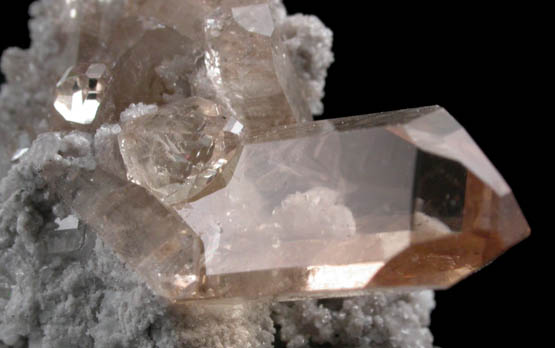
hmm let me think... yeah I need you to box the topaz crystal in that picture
[169,106,529,300]
[119,97,243,205]
[35,0,529,303]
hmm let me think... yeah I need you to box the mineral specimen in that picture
[47,104,530,302]
[23,0,529,303]
[0,0,530,346]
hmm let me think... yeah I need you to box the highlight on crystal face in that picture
[54,63,110,125]
[17,0,528,303]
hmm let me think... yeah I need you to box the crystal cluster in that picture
[5,0,529,303]
[47,0,310,132]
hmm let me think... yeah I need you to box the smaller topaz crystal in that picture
[54,63,110,125]
[119,97,244,205]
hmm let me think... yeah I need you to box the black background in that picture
[1,1,544,347]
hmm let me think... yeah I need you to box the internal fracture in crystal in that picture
[119,97,243,205]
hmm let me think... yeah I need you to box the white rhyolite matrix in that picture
[0,1,436,347]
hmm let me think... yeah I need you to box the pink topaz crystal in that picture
[37,0,529,302]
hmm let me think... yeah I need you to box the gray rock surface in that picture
[273,293,435,348]
[0,1,436,347]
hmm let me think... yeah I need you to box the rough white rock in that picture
[280,14,335,115]
[0,0,79,178]
[273,292,436,348]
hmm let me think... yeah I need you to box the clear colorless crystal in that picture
[119,97,243,205]
[53,63,110,125]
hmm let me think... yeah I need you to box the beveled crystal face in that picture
[53,63,110,125]
[119,97,244,205]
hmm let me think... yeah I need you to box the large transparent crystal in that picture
[166,106,528,301]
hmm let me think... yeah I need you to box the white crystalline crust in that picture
[0,1,436,347]
[273,292,436,348]
[281,14,334,115]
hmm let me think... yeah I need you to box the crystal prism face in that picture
[202,1,312,129]
[53,63,110,125]
[42,163,204,300]
[119,97,244,205]
[169,106,530,301]
[127,0,216,40]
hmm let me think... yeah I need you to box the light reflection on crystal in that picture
[174,274,199,290]
[53,63,109,125]
[54,215,79,231]
[398,109,511,196]
[10,148,29,162]
[232,4,275,37]
[306,263,384,291]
